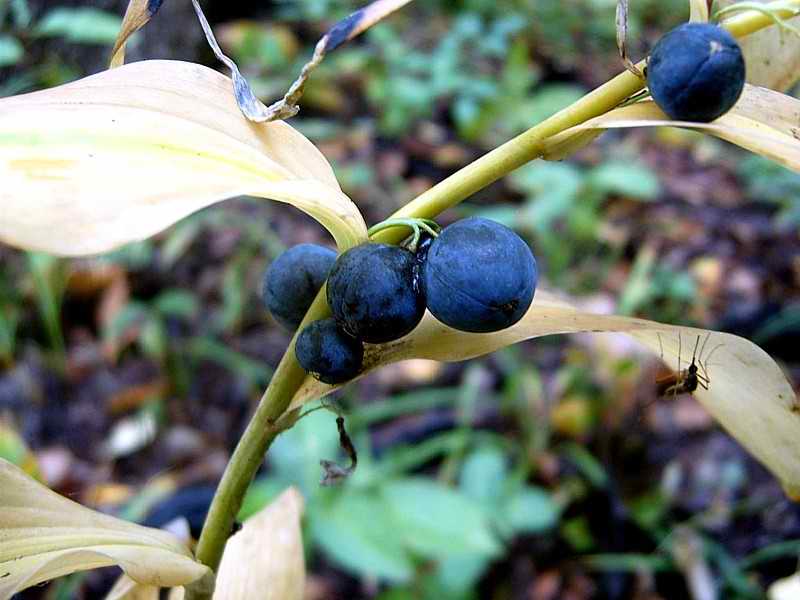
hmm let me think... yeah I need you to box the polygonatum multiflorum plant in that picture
[1,0,800,598]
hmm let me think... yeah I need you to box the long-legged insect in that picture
[656,332,722,399]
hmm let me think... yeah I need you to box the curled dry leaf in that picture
[0,60,368,256]
[189,0,272,123]
[288,291,800,498]
[0,459,209,598]
[717,0,800,90]
[543,85,800,172]
[256,0,416,122]
[109,0,165,68]
[615,0,644,78]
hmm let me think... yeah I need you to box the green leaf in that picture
[561,516,595,552]
[381,478,502,558]
[237,478,285,522]
[561,442,609,488]
[187,338,273,389]
[459,446,508,506]
[153,289,198,319]
[523,84,587,126]
[509,162,583,230]
[0,34,23,67]
[503,485,560,534]
[587,161,660,200]
[583,553,673,572]
[9,0,32,28]
[269,409,341,495]
[509,160,582,196]
[36,8,123,44]
[311,490,414,583]
[432,554,490,597]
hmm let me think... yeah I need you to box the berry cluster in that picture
[262,217,538,384]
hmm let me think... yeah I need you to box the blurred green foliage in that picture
[739,154,800,226]
[0,0,120,94]
[240,398,561,599]
[35,7,121,43]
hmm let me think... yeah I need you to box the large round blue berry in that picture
[647,22,745,123]
[262,243,337,331]
[422,217,537,333]
[295,318,363,384]
[327,243,426,343]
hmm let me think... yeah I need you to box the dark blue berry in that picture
[262,243,337,331]
[295,318,363,384]
[422,217,537,333]
[647,22,745,123]
[327,243,426,343]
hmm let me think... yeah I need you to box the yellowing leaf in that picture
[288,291,800,496]
[690,0,711,22]
[717,0,800,90]
[544,85,800,172]
[769,572,800,600]
[0,459,210,598]
[0,60,367,256]
[214,488,305,600]
[163,489,305,600]
[105,576,159,600]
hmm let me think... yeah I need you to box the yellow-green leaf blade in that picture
[717,0,800,90]
[288,291,800,495]
[0,459,209,597]
[152,488,305,600]
[214,488,305,600]
[0,60,367,256]
[690,0,711,21]
[544,85,800,172]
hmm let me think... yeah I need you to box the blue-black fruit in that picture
[647,22,745,123]
[422,217,537,333]
[262,243,337,331]
[327,243,426,343]
[295,318,363,384]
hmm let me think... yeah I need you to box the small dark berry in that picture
[295,318,363,384]
[262,243,337,331]
[422,217,537,333]
[647,22,745,123]
[327,243,426,343]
